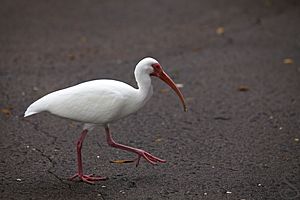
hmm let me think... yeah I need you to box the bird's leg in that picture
[69,129,106,184]
[105,126,166,167]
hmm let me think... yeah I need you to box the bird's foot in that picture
[69,173,107,184]
[111,150,166,167]
[132,149,166,167]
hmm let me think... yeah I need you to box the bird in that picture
[24,57,187,184]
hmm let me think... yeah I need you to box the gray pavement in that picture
[1,0,300,199]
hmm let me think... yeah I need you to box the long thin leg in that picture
[69,129,106,184]
[105,125,166,167]
[77,129,87,176]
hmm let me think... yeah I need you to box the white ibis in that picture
[24,57,186,184]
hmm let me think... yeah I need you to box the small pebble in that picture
[33,86,39,91]
[258,183,262,187]
[16,178,22,181]
[26,145,30,148]
[97,155,100,158]
[101,185,106,188]
[226,191,232,194]
[175,83,184,88]
[294,138,299,142]
[279,127,283,130]
[204,192,207,195]
[121,177,128,181]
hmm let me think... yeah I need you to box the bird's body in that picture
[25,79,152,126]
[24,57,186,184]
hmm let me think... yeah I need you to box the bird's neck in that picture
[135,73,153,102]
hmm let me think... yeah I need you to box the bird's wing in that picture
[42,80,135,123]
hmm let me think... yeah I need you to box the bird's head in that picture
[136,57,187,112]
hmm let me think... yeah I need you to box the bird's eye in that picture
[152,63,160,70]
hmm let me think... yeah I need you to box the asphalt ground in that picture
[0,0,299,199]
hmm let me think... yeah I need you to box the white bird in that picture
[24,57,186,184]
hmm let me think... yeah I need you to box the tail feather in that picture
[24,97,47,117]
[24,110,38,117]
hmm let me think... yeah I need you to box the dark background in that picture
[1,0,299,199]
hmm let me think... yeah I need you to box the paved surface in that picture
[1,0,299,199]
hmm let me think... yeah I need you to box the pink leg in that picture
[105,126,166,167]
[69,129,106,184]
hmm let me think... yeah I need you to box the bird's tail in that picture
[24,97,47,117]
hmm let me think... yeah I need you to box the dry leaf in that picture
[1,107,13,117]
[238,85,249,92]
[192,48,201,52]
[283,58,294,64]
[110,160,134,164]
[68,53,76,61]
[69,122,76,128]
[216,27,225,35]
[159,88,169,93]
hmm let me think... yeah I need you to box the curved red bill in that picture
[159,71,187,112]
